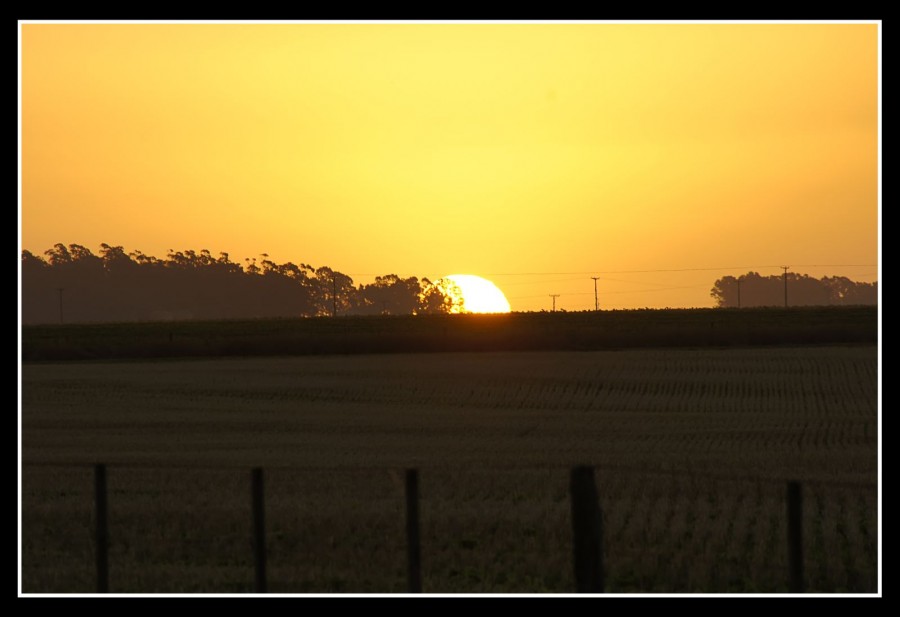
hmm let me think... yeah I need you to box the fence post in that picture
[570,465,604,593]
[252,467,267,593]
[787,481,804,593]
[94,463,109,593]
[405,468,422,593]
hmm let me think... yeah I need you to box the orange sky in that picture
[19,22,880,311]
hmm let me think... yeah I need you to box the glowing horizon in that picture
[19,22,880,311]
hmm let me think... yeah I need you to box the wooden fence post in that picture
[94,463,109,593]
[405,469,422,593]
[787,481,804,593]
[252,467,267,593]
[570,465,604,593]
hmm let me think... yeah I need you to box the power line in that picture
[487,268,768,276]
[342,265,876,279]
[594,275,693,288]
[502,276,588,287]
[508,284,711,300]
[788,264,877,268]
[484,264,877,277]
[597,284,713,295]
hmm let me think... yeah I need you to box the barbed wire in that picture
[20,460,878,490]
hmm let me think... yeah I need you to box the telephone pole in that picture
[550,294,560,312]
[736,277,742,309]
[591,277,600,311]
[332,274,338,317]
[781,266,790,308]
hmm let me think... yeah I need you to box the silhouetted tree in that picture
[419,278,465,314]
[21,244,458,324]
[21,250,47,270]
[711,271,877,308]
[350,274,423,315]
[22,251,55,323]
[43,243,71,266]
[311,267,355,316]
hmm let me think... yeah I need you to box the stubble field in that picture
[21,345,879,593]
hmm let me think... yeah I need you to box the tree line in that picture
[21,243,462,324]
[710,271,877,308]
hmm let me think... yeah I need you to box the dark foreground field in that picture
[21,344,878,594]
[21,306,877,362]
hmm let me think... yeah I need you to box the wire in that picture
[341,265,877,280]
[507,284,711,300]
[21,460,876,489]
[486,265,877,277]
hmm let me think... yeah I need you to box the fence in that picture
[25,462,848,594]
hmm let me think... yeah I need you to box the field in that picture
[21,306,877,361]
[20,344,879,594]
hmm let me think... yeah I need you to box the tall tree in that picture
[711,272,877,308]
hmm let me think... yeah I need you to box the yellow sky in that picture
[20,22,879,311]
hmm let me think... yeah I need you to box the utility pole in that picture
[57,288,64,324]
[591,277,600,311]
[332,274,337,317]
[550,294,560,312]
[737,277,742,309]
[781,266,790,308]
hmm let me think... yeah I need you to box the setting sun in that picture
[19,22,878,311]
[445,274,511,313]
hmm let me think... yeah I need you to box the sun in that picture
[444,274,511,313]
